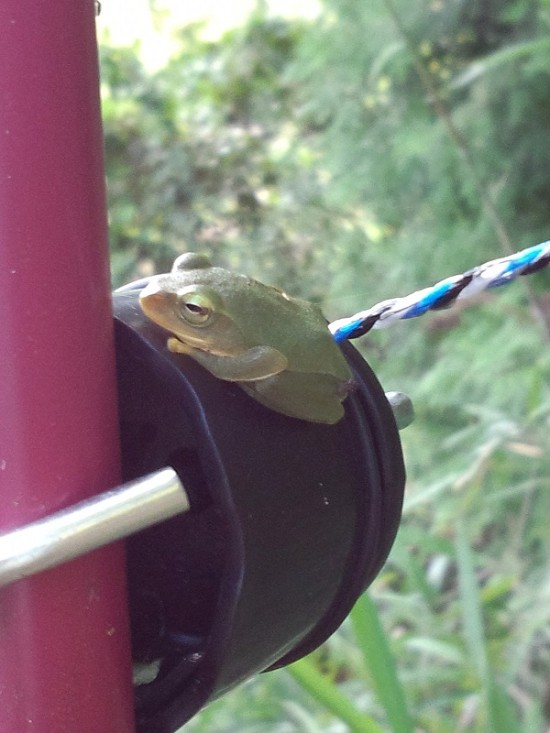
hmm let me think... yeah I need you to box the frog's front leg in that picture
[167,337,194,355]
[188,345,288,382]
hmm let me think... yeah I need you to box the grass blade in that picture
[287,656,386,733]
[350,592,414,733]
[455,519,522,733]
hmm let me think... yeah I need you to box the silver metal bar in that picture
[0,467,189,589]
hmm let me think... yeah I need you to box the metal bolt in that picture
[385,391,414,430]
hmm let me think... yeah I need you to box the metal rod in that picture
[0,468,189,589]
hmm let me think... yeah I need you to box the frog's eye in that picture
[178,292,214,326]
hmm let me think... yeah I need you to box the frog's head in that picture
[139,253,247,355]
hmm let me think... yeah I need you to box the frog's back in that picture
[191,263,351,379]
[244,283,351,379]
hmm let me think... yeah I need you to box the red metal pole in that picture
[0,2,135,732]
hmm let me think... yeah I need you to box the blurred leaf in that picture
[451,37,550,89]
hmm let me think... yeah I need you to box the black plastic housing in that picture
[113,289,405,733]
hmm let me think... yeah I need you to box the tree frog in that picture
[139,253,354,424]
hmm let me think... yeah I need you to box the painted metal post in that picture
[0,2,135,731]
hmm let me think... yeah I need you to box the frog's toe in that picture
[167,337,192,354]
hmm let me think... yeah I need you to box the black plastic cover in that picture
[113,289,405,733]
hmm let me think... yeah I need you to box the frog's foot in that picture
[167,336,193,355]
[247,372,351,424]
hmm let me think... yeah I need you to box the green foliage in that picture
[100,0,550,730]
[101,13,346,301]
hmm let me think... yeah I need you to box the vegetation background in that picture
[99,0,550,730]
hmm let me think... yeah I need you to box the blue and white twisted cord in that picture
[329,241,550,343]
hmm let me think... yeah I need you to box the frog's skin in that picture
[138,253,354,424]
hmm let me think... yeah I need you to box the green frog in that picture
[139,253,354,424]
